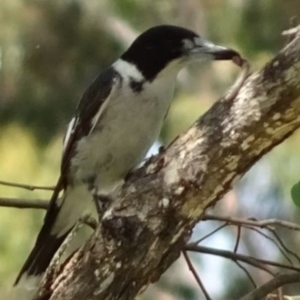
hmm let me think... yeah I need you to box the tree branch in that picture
[0,180,54,191]
[185,244,300,273]
[203,215,300,231]
[34,29,300,300]
[240,273,300,300]
[0,197,48,209]
[182,250,212,300]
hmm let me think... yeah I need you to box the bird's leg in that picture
[91,180,125,220]
[92,192,114,220]
[85,176,113,220]
[80,215,98,230]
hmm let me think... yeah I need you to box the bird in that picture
[15,24,238,286]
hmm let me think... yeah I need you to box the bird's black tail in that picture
[14,183,95,286]
[14,185,71,286]
[14,230,69,285]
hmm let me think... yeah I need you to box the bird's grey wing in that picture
[47,67,120,223]
[38,67,118,220]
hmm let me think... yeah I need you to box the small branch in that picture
[0,197,48,209]
[243,226,294,265]
[185,245,273,275]
[278,287,284,300]
[271,231,300,263]
[203,215,300,263]
[239,273,300,300]
[0,180,55,191]
[267,294,298,300]
[191,223,228,245]
[203,215,300,232]
[282,25,300,37]
[185,245,300,274]
[182,250,212,300]
[232,227,257,287]
[234,261,257,288]
[234,225,242,253]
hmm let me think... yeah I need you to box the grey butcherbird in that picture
[15,25,239,285]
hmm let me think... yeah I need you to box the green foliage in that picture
[291,181,300,208]
[0,124,60,284]
[0,0,296,145]
[0,0,122,144]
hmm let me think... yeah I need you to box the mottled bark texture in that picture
[38,33,300,300]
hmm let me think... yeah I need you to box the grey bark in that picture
[36,31,300,300]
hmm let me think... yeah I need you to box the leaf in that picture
[291,181,300,208]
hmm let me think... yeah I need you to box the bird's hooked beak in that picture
[185,37,239,61]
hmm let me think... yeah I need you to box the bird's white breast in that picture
[73,69,176,194]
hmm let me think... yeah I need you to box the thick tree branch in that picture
[35,30,300,300]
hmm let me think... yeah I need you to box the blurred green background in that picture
[1,0,300,299]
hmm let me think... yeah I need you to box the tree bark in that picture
[37,31,300,300]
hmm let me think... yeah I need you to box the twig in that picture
[278,287,283,300]
[191,223,228,245]
[231,227,256,287]
[185,245,300,274]
[282,25,300,37]
[267,294,295,300]
[239,273,300,300]
[0,197,48,209]
[0,180,55,191]
[202,215,300,232]
[202,215,300,263]
[243,226,294,266]
[185,244,274,275]
[234,225,241,253]
[271,231,300,263]
[234,261,257,288]
[282,24,300,46]
[182,250,212,300]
